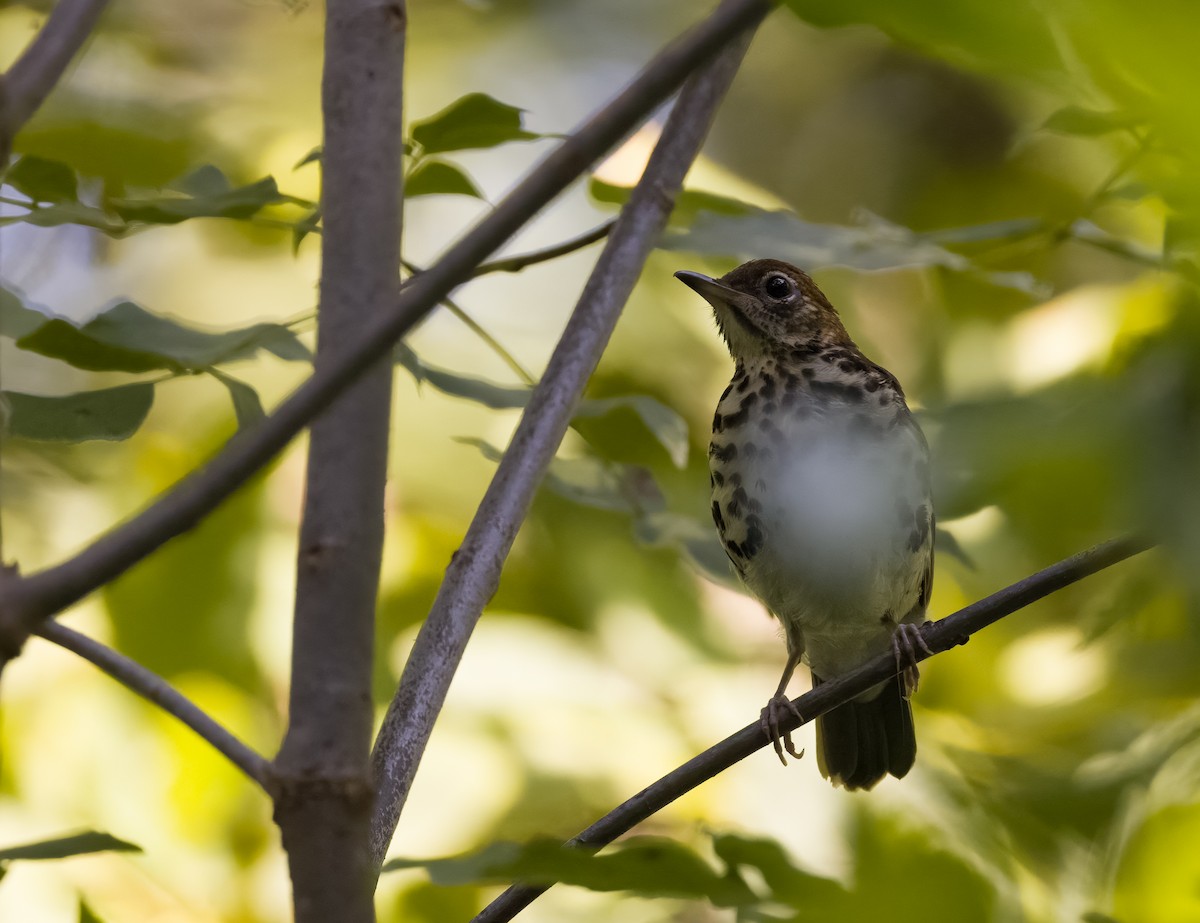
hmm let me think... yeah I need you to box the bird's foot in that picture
[760,695,805,766]
[891,622,934,698]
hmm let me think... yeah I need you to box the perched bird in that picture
[676,259,933,790]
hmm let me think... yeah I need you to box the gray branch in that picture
[1,0,111,157]
[368,11,763,870]
[2,0,773,663]
[472,535,1154,923]
[269,0,404,920]
[35,621,272,788]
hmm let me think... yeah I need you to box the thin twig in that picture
[2,0,112,143]
[35,621,272,788]
[471,221,616,278]
[401,258,535,385]
[368,11,763,871]
[3,0,775,659]
[470,535,1154,923]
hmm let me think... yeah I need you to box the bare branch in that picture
[1,0,112,153]
[471,221,615,278]
[368,14,763,870]
[269,0,404,919]
[35,621,272,788]
[471,535,1154,923]
[3,0,774,659]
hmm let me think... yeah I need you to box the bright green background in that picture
[1,0,1199,920]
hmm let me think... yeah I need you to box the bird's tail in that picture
[813,672,915,790]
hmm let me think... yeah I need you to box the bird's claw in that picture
[760,694,805,765]
[892,622,934,698]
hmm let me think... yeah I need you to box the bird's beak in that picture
[674,270,740,309]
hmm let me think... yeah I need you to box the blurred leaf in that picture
[924,217,1045,247]
[15,97,206,187]
[3,385,153,442]
[0,831,141,861]
[383,837,758,907]
[634,511,736,587]
[2,163,288,234]
[843,809,996,922]
[293,206,322,251]
[78,901,106,923]
[387,880,481,923]
[410,93,542,154]
[573,395,690,468]
[108,167,285,225]
[934,526,976,569]
[0,201,127,234]
[1077,705,1200,790]
[294,146,322,169]
[1081,914,1123,923]
[782,0,1064,81]
[407,160,483,199]
[6,155,79,203]
[209,368,266,430]
[663,207,1042,293]
[710,832,848,916]
[16,299,310,373]
[1042,107,1143,137]
[0,285,51,339]
[459,438,662,514]
[398,345,689,466]
[590,178,753,227]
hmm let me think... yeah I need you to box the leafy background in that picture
[1,0,1198,921]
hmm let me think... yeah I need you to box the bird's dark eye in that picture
[763,274,792,299]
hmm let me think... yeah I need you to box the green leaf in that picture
[6,155,79,203]
[710,832,849,913]
[934,526,976,569]
[292,205,322,251]
[3,385,154,442]
[1042,106,1143,137]
[782,0,1064,82]
[406,159,483,199]
[458,438,662,515]
[590,178,752,227]
[573,395,689,468]
[398,345,689,466]
[78,900,106,923]
[294,146,322,169]
[166,164,232,198]
[410,93,542,154]
[633,511,736,587]
[208,368,266,429]
[109,169,285,225]
[664,207,1042,293]
[0,286,51,339]
[0,831,141,862]
[383,837,758,907]
[396,344,530,409]
[0,201,127,235]
[15,298,311,373]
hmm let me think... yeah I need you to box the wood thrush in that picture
[676,259,933,790]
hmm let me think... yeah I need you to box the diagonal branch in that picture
[1,0,112,156]
[471,535,1154,923]
[2,0,775,662]
[35,621,272,788]
[367,12,764,871]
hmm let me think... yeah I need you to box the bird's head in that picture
[675,259,853,361]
